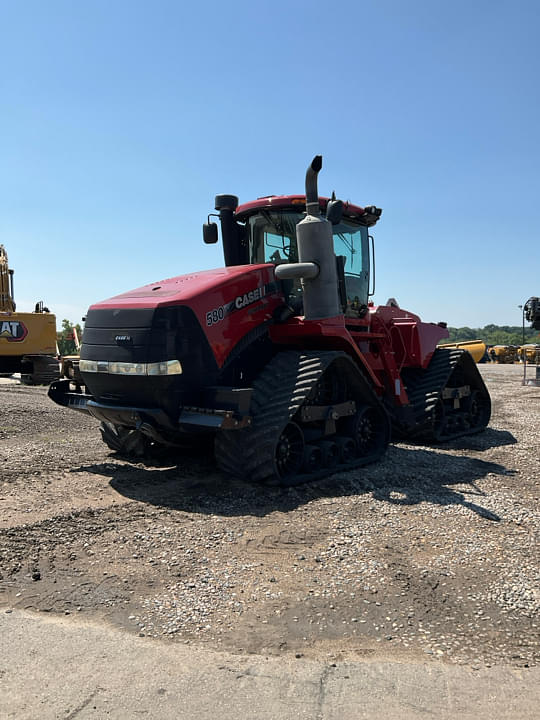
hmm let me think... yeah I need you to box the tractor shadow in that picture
[74,443,513,522]
[410,427,517,452]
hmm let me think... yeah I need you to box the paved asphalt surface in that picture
[2,609,539,719]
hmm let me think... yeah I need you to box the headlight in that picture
[80,359,182,376]
[147,360,183,375]
[109,362,147,375]
[79,359,98,373]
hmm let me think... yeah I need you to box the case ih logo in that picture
[0,320,28,342]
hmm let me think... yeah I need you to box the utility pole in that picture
[518,304,525,344]
[518,304,526,384]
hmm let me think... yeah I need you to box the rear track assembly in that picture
[401,348,491,441]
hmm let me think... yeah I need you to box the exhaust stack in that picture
[275,155,341,320]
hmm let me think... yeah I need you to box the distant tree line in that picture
[57,319,83,356]
[442,324,539,347]
[55,319,539,356]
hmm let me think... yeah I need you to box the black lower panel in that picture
[80,305,219,417]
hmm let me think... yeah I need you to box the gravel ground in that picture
[0,364,538,669]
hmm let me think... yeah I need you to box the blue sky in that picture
[1,0,538,329]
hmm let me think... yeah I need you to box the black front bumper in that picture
[48,379,252,433]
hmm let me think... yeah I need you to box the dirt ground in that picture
[0,364,538,670]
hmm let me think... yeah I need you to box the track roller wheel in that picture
[274,422,305,480]
[466,390,490,430]
[345,404,388,458]
[319,440,339,468]
[335,436,356,463]
[303,444,322,473]
[100,422,149,458]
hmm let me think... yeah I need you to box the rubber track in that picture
[403,348,491,441]
[21,356,61,386]
[100,423,147,457]
[215,350,388,486]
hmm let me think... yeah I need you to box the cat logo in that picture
[0,320,28,342]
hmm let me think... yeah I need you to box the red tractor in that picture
[49,156,491,485]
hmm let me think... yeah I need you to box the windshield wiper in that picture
[261,210,283,235]
[336,232,356,255]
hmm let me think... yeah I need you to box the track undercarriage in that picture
[215,351,391,486]
[99,350,391,486]
[98,348,490,486]
[21,355,60,386]
[399,348,491,442]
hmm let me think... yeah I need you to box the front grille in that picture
[81,306,218,415]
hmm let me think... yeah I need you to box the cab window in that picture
[332,223,369,315]
[248,211,300,264]
[247,209,369,314]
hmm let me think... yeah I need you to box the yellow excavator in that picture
[0,244,60,384]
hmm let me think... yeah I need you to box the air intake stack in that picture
[274,156,341,320]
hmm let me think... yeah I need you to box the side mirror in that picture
[203,222,218,244]
[326,199,343,225]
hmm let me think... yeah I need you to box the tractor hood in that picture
[91,265,275,309]
[84,264,285,369]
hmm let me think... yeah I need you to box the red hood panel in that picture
[88,264,285,368]
[90,265,272,310]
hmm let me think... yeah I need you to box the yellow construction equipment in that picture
[438,340,486,363]
[518,344,540,363]
[59,325,84,387]
[0,244,60,384]
[488,345,518,364]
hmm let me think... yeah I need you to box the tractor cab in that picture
[204,194,382,318]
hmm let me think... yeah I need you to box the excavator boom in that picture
[0,245,16,313]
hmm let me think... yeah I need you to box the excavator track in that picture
[215,350,390,486]
[401,348,491,442]
[21,355,60,386]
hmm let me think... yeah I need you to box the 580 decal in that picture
[206,286,267,327]
[206,303,231,326]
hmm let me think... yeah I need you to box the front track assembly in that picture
[214,350,390,486]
